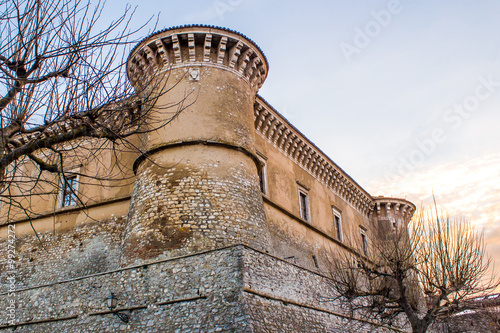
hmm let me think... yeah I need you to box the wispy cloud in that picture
[368,152,500,227]
[368,152,500,286]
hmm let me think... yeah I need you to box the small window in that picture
[61,175,78,207]
[298,188,310,222]
[256,152,268,196]
[360,228,368,256]
[333,207,342,241]
[258,161,267,195]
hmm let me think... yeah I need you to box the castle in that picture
[0,25,415,332]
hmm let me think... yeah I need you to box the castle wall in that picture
[0,210,128,291]
[139,66,256,153]
[0,25,416,332]
[0,245,402,332]
[241,247,402,332]
[255,130,372,267]
[0,246,250,332]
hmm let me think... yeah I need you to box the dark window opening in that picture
[259,170,265,194]
[257,156,267,195]
[334,214,342,241]
[299,191,309,221]
[312,255,319,269]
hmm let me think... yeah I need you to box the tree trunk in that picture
[412,319,431,333]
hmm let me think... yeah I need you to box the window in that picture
[332,207,342,241]
[298,188,310,222]
[61,175,78,207]
[257,154,268,195]
[360,227,368,256]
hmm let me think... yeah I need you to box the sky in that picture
[105,0,500,280]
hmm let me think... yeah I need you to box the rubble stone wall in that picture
[0,245,402,332]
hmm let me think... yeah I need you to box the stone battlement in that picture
[127,25,268,91]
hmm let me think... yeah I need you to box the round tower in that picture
[372,196,416,239]
[122,25,270,263]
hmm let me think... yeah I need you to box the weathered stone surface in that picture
[0,216,125,291]
[0,246,399,332]
[123,146,269,265]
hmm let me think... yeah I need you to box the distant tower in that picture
[122,25,270,263]
[372,197,416,238]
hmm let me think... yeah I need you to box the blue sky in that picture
[106,0,500,266]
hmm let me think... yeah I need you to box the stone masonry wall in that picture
[0,246,249,332]
[0,216,126,292]
[0,245,406,332]
[240,246,407,333]
[122,145,270,264]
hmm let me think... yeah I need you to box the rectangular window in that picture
[257,152,268,196]
[61,175,78,207]
[258,162,267,195]
[360,227,368,256]
[333,207,342,242]
[298,188,310,222]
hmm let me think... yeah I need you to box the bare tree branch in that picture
[327,199,500,333]
[0,0,192,227]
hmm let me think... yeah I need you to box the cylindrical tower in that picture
[121,25,270,264]
[372,196,416,239]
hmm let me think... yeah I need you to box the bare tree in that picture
[0,0,189,221]
[327,203,500,333]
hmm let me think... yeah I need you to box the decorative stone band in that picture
[132,139,262,175]
[127,25,268,91]
[373,197,416,223]
[254,96,375,217]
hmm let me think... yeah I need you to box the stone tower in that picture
[373,196,415,239]
[122,25,270,263]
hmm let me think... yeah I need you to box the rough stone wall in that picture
[243,293,384,333]
[122,145,269,265]
[240,246,407,333]
[0,246,249,332]
[429,310,500,333]
[0,245,404,332]
[0,216,126,291]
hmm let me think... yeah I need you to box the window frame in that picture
[297,186,310,222]
[59,172,79,208]
[360,227,368,256]
[332,206,343,242]
[256,152,268,196]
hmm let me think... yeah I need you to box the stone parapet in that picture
[372,196,416,228]
[127,25,268,92]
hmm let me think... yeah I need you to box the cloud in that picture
[368,152,500,291]
[368,152,500,228]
